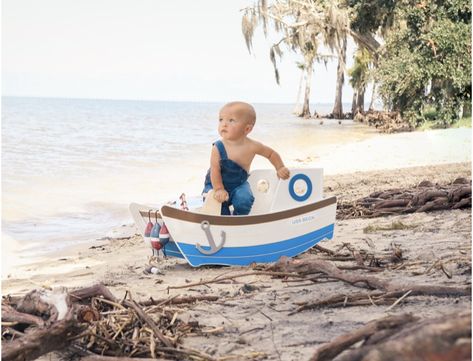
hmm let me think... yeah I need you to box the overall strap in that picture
[214,140,228,160]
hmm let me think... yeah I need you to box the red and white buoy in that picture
[159,223,171,247]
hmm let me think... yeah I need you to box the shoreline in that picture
[2,126,471,286]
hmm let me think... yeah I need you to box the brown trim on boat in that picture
[139,210,163,219]
[160,196,337,226]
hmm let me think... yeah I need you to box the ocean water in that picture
[2,96,362,257]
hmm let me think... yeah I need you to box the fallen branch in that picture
[321,311,471,361]
[1,304,45,327]
[122,300,174,348]
[140,295,219,307]
[270,257,470,296]
[81,356,167,361]
[167,271,304,291]
[2,310,84,361]
[310,313,418,361]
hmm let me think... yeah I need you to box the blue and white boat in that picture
[130,168,336,267]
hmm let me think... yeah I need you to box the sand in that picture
[2,161,471,361]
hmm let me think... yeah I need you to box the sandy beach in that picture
[2,157,471,360]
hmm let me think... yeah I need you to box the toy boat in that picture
[130,168,336,267]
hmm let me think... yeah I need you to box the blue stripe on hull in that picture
[175,224,334,267]
[163,241,185,259]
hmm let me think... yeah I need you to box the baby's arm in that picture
[209,146,229,202]
[255,141,290,180]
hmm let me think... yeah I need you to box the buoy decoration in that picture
[144,210,154,245]
[159,223,171,247]
[150,222,162,250]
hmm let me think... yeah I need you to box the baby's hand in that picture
[213,189,229,203]
[277,166,290,180]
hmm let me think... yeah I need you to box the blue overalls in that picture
[203,140,255,215]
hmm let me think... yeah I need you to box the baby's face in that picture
[218,105,253,141]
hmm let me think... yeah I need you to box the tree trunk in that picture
[300,62,313,118]
[463,99,471,117]
[332,36,347,119]
[369,82,376,110]
[351,91,357,116]
[356,87,365,114]
[293,68,306,115]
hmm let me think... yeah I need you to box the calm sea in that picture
[3,96,357,256]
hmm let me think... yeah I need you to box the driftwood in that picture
[2,309,84,361]
[338,179,471,219]
[309,313,418,361]
[2,283,220,360]
[122,299,173,348]
[140,295,219,307]
[311,311,471,361]
[270,257,470,297]
[1,304,45,327]
[354,110,414,133]
[69,283,118,303]
[291,290,416,314]
[1,284,118,361]
[81,356,167,361]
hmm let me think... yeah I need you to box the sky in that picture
[2,0,358,104]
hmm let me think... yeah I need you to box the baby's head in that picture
[218,101,256,138]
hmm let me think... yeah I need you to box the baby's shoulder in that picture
[246,137,266,150]
[245,137,262,147]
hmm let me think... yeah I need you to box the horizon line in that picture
[2,94,353,106]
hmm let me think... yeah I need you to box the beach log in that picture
[15,290,55,318]
[373,199,410,209]
[1,304,45,327]
[309,313,417,361]
[1,310,84,361]
[317,312,471,361]
[453,197,472,209]
[69,283,118,303]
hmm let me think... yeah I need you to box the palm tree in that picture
[323,2,349,119]
[242,0,344,118]
[348,48,372,116]
[293,62,306,115]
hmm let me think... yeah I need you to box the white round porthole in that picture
[257,179,270,193]
[288,174,313,202]
[293,178,308,196]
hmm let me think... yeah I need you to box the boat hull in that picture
[161,196,337,267]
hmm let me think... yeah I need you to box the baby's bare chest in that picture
[224,146,255,171]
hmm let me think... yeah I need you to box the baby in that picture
[203,101,290,215]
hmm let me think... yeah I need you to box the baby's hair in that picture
[222,101,256,125]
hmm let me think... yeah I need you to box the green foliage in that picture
[375,0,471,126]
[348,48,372,89]
[347,0,396,35]
[417,116,471,130]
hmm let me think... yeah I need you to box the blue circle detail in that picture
[288,174,313,202]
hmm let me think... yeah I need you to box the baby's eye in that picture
[229,119,236,123]
[218,118,223,122]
